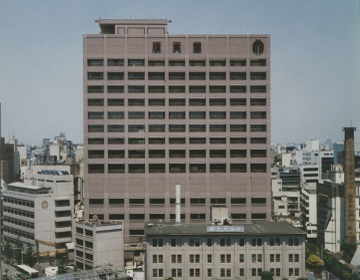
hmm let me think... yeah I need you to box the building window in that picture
[210,164,226,173]
[252,254,256,263]
[190,124,206,132]
[289,254,293,262]
[239,254,244,263]
[153,42,161,53]
[211,198,226,204]
[295,254,299,262]
[230,85,246,93]
[149,60,165,66]
[108,98,124,106]
[207,269,212,277]
[230,164,247,173]
[170,150,186,158]
[170,124,186,132]
[190,164,206,173]
[210,98,226,106]
[210,124,226,132]
[88,86,104,93]
[270,254,274,262]
[295,268,299,276]
[221,268,226,277]
[240,268,244,277]
[230,72,246,80]
[250,98,266,106]
[169,60,185,66]
[276,268,280,277]
[230,149,246,158]
[258,268,262,276]
[190,213,205,220]
[207,239,213,247]
[207,254,212,263]
[108,125,124,132]
[226,254,231,263]
[251,164,267,173]
[276,254,281,262]
[221,254,225,263]
[149,125,165,132]
[128,72,144,80]
[88,72,103,80]
[108,59,124,66]
[173,42,181,53]
[153,255,157,264]
[128,59,144,66]
[193,41,201,53]
[189,269,194,277]
[252,268,256,277]
[226,269,231,277]
[108,72,124,80]
[289,268,293,277]
[88,164,104,174]
[230,124,246,132]
[88,59,103,66]
[177,269,182,277]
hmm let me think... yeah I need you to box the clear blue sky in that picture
[0,0,359,145]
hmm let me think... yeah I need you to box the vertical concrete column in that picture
[343,127,357,245]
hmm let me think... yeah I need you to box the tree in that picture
[57,258,68,275]
[306,254,324,272]
[3,240,13,262]
[165,278,174,280]
[261,270,274,280]
[73,265,77,272]
[296,278,307,280]
[14,236,24,264]
[23,244,37,267]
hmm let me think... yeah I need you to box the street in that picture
[1,261,21,280]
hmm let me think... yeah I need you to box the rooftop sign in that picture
[207,226,244,233]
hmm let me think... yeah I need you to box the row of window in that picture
[3,227,35,241]
[88,58,266,67]
[75,227,94,237]
[89,111,266,119]
[3,216,35,229]
[122,92,256,103]
[3,197,34,208]
[88,124,266,133]
[88,85,262,93]
[88,72,266,81]
[88,163,267,174]
[89,149,266,159]
[88,98,267,106]
[3,206,34,219]
[89,197,265,206]
[152,237,300,248]
[88,137,266,145]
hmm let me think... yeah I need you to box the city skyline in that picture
[0,0,359,145]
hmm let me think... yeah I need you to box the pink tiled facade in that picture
[84,19,271,241]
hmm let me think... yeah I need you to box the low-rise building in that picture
[145,221,306,279]
[74,219,124,271]
[2,170,74,261]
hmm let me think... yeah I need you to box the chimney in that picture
[175,184,181,225]
[343,127,357,245]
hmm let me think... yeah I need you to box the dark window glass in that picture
[88,59,103,66]
[193,42,201,53]
[189,72,206,80]
[108,125,124,132]
[108,99,124,106]
[148,60,165,66]
[230,98,246,106]
[189,86,206,93]
[210,137,226,144]
[88,112,104,119]
[210,60,226,66]
[149,150,165,158]
[88,99,104,106]
[209,86,226,93]
[210,150,226,158]
[149,138,165,144]
[209,72,226,80]
[189,60,205,66]
[252,198,266,204]
[169,60,185,66]
[210,124,226,132]
[109,199,124,205]
[150,199,165,204]
[250,59,266,66]
[88,164,104,174]
[190,214,206,219]
[109,214,124,220]
[88,125,104,132]
[251,213,266,219]
[149,112,165,119]
[149,125,165,132]
[230,164,247,173]
[149,164,165,173]
[251,137,266,144]
[128,72,144,80]
[190,164,206,173]
[169,150,186,158]
[210,164,226,173]
[129,230,144,235]
[128,59,144,66]
[108,85,124,93]
[230,72,246,80]
[250,85,266,92]
[149,99,165,106]
[129,150,145,158]
[230,59,246,66]
[169,138,185,144]
[250,72,266,80]
[169,112,185,119]
[230,111,246,119]
[251,164,267,173]
[210,99,226,106]
[88,86,104,93]
[230,124,246,132]
[129,164,145,173]
[189,99,206,106]
[173,42,181,53]
[169,164,186,173]
[149,73,165,80]
[108,112,124,119]
[169,72,185,80]
[170,198,186,204]
[129,199,144,204]
[88,72,103,80]
[108,150,124,158]
[108,59,124,66]
[251,150,267,157]
[88,150,104,158]
[230,137,246,144]
[169,99,185,106]
[130,214,145,220]
[88,138,104,145]
[190,138,206,144]
[128,112,144,119]
[152,42,161,53]
[189,111,205,119]
[231,198,246,204]
[230,85,246,93]
[250,98,266,106]
[108,164,124,173]
[89,199,103,205]
[230,150,247,157]
[189,124,206,132]
[108,72,124,80]
[250,124,266,132]
[169,85,185,93]
[150,214,165,219]
[108,138,124,144]
[128,99,144,106]
[128,86,144,93]
[190,150,206,158]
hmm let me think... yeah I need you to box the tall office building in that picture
[84,19,271,241]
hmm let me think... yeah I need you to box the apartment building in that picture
[84,19,271,240]
[2,170,74,256]
[145,221,306,279]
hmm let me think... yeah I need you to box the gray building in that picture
[84,19,271,241]
[145,221,306,279]
[74,220,124,271]
[2,170,74,260]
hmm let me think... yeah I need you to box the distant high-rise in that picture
[83,19,271,240]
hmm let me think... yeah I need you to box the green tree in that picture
[306,254,324,272]
[57,258,68,275]
[296,278,307,280]
[3,240,13,262]
[73,265,77,272]
[261,270,274,280]
[23,244,37,267]
[14,236,24,264]
[165,278,174,280]
[283,278,289,280]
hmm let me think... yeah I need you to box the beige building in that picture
[84,19,271,240]
[145,221,306,279]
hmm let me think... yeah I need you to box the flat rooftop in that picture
[99,19,168,34]
[145,221,306,236]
